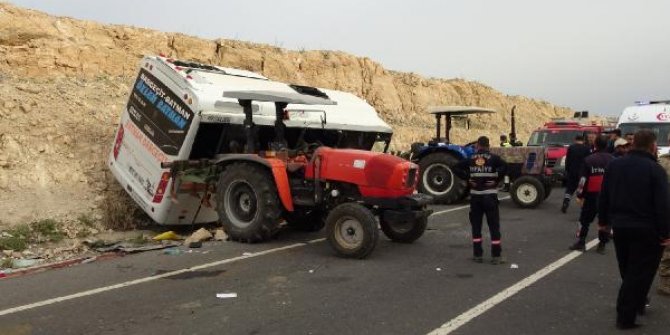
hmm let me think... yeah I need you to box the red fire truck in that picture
[527,120,605,182]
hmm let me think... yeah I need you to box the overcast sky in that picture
[10,0,670,115]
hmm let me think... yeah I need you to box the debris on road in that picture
[163,248,183,256]
[214,229,228,241]
[242,252,253,256]
[152,231,181,241]
[93,242,179,253]
[436,267,442,271]
[510,263,519,269]
[11,258,39,268]
[216,293,238,299]
[184,228,212,247]
[308,269,315,274]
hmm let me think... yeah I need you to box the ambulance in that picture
[616,100,670,155]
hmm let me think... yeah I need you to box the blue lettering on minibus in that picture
[156,100,187,129]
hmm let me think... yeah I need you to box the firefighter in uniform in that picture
[569,135,613,253]
[456,136,507,264]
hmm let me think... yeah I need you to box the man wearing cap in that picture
[455,136,507,264]
[569,135,613,253]
[606,129,622,154]
[613,138,630,158]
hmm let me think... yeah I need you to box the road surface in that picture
[0,192,668,334]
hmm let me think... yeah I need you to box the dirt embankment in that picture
[0,3,572,227]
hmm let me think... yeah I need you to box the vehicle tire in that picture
[418,153,467,204]
[325,203,379,259]
[216,163,281,243]
[510,176,545,208]
[284,208,326,232]
[380,215,427,243]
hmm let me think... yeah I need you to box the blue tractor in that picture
[408,106,496,204]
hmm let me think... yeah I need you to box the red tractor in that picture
[163,91,432,259]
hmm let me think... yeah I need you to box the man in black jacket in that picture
[562,135,591,213]
[456,136,507,264]
[599,129,670,329]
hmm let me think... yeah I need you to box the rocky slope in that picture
[0,3,571,227]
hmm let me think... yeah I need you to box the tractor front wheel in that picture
[325,203,379,259]
[510,176,545,208]
[216,163,281,243]
[418,153,467,204]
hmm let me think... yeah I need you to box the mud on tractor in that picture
[161,91,432,259]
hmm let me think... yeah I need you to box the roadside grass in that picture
[101,187,141,231]
[0,224,31,251]
[0,219,67,251]
[31,219,65,243]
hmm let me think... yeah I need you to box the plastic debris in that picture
[95,242,179,253]
[152,231,182,241]
[163,248,183,256]
[436,267,442,271]
[242,252,253,256]
[216,293,237,299]
[510,264,519,269]
[214,229,228,241]
[12,258,39,269]
[308,269,315,274]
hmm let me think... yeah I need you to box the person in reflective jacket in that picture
[569,135,613,253]
[455,136,508,264]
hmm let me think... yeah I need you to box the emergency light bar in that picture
[635,100,670,105]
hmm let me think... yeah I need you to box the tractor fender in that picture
[214,154,294,212]
[415,145,469,162]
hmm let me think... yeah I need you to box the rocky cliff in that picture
[0,3,571,226]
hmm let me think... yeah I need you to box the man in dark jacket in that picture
[569,135,613,252]
[562,135,591,213]
[599,129,670,329]
[456,136,507,264]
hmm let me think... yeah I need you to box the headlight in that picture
[559,156,566,167]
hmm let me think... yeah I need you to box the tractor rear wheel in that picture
[380,215,427,243]
[284,208,326,232]
[510,176,545,208]
[418,153,467,204]
[216,163,281,243]
[326,203,378,259]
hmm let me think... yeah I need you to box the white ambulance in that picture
[616,100,670,154]
[108,55,392,225]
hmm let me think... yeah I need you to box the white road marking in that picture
[0,240,322,317]
[431,196,511,216]
[427,238,599,335]
[0,196,505,318]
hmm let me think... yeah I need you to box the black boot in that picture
[569,240,586,252]
[561,198,570,213]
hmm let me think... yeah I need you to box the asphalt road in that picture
[0,192,668,335]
